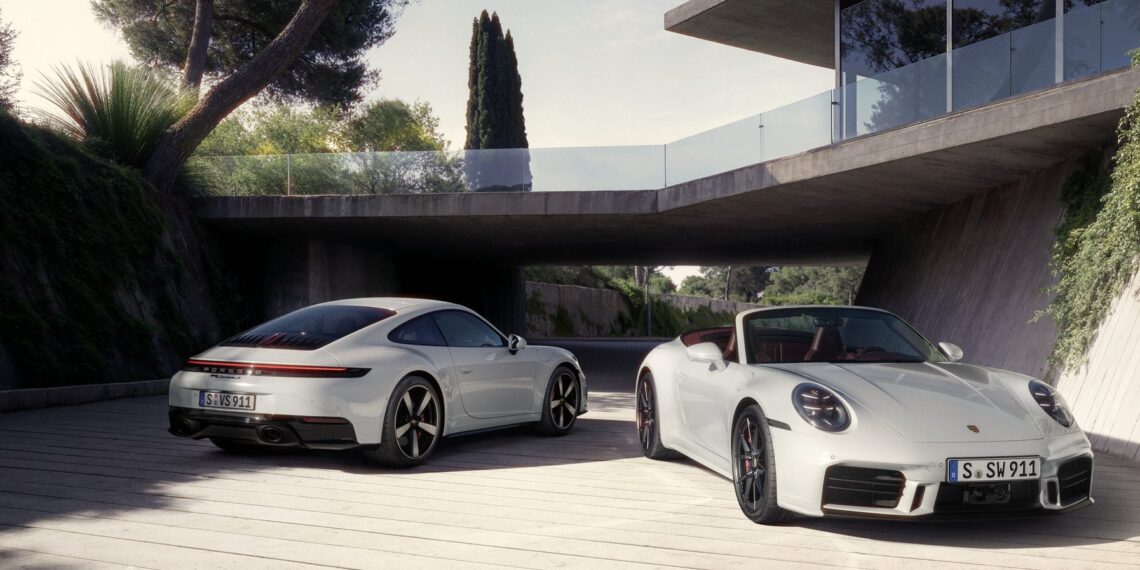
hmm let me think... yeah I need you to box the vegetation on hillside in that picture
[678,265,865,305]
[0,111,228,388]
[36,62,194,167]
[1041,56,1140,372]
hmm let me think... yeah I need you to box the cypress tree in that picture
[464,10,529,191]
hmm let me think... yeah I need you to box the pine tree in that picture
[464,10,529,191]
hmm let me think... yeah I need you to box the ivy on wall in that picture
[1041,57,1140,373]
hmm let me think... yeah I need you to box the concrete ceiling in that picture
[664,0,834,69]
[194,69,1138,267]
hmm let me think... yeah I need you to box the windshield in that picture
[743,307,946,364]
[222,305,396,350]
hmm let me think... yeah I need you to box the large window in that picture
[840,0,947,137]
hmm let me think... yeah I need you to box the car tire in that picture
[732,404,793,524]
[636,372,681,460]
[209,437,261,453]
[362,375,442,468]
[536,365,581,435]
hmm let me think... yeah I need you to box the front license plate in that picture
[947,457,1040,483]
[199,391,255,411]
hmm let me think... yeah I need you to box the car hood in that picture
[769,362,1043,443]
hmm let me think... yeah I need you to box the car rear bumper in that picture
[169,406,360,450]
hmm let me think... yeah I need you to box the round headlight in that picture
[792,383,850,432]
[1028,380,1074,427]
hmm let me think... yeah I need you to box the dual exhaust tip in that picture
[170,419,287,445]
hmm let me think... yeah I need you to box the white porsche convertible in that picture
[636,306,1093,523]
[169,298,586,467]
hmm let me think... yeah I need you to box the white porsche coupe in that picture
[169,298,586,467]
[636,306,1093,523]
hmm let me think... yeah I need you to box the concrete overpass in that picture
[195,68,1135,267]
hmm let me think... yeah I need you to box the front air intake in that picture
[1057,456,1093,505]
[823,466,905,508]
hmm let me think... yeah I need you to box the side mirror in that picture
[686,342,726,368]
[939,342,964,362]
[508,334,527,354]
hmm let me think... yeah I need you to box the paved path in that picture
[0,391,1138,569]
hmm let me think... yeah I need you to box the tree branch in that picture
[144,0,338,192]
[182,0,214,92]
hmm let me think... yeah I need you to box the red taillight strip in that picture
[184,359,368,378]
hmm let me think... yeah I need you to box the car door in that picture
[431,310,537,419]
[677,354,742,460]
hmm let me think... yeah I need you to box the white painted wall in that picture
[1054,266,1140,462]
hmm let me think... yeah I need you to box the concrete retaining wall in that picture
[525,281,761,337]
[1054,267,1140,462]
[857,160,1070,379]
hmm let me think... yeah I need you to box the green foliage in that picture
[464,10,529,191]
[192,100,464,195]
[762,266,865,306]
[678,266,772,301]
[91,0,405,107]
[35,61,194,167]
[0,113,207,387]
[1041,76,1140,371]
[0,8,19,110]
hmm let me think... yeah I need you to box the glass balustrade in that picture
[195,2,1137,197]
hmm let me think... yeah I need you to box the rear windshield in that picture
[222,305,396,350]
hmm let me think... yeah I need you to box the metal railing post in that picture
[285,154,293,196]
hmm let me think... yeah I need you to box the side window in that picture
[388,315,447,347]
[431,311,506,348]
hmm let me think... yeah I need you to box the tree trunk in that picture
[182,0,214,92]
[145,0,338,193]
[723,266,734,301]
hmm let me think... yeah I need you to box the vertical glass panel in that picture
[529,146,664,191]
[664,113,762,185]
[917,52,948,119]
[1101,0,1140,72]
[1064,2,1102,79]
[758,91,834,160]
[1010,18,1056,96]
[953,32,1012,110]
[851,62,917,137]
[461,148,533,192]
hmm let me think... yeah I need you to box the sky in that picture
[0,0,832,284]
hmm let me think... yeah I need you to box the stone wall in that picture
[525,281,761,338]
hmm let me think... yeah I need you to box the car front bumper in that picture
[770,427,1094,519]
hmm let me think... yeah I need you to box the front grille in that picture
[1057,456,1093,505]
[934,480,1040,513]
[823,466,905,508]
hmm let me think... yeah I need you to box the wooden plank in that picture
[1,394,1139,569]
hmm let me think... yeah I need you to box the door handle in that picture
[459,366,474,374]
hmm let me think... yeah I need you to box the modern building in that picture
[668,0,1139,146]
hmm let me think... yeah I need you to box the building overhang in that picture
[194,68,1138,266]
[664,0,834,68]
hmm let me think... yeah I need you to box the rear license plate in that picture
[199,391,255,411]
[948,457,1039,483]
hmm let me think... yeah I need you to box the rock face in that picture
[524,281,761,338]
[0,114,228,389]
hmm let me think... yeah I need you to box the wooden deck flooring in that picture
[0,393,1138,569]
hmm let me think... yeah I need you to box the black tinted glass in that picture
[389,316,447,347]
[431,311,505,348]
[223,305,395,350]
